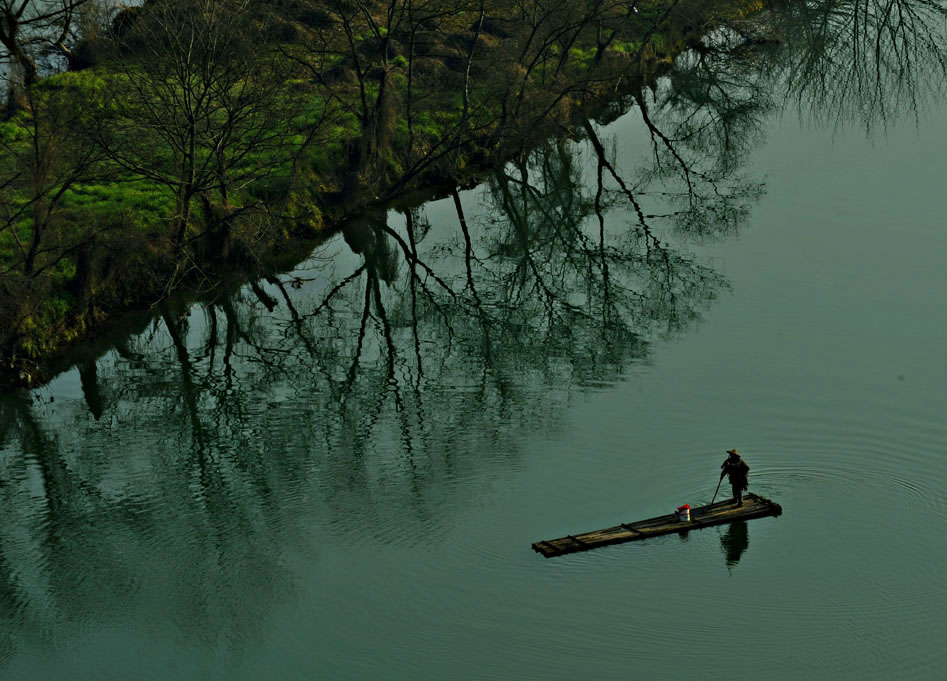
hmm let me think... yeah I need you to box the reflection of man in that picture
[720,449,749,506]
[720,521,749,567]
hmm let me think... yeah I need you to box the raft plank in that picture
[531,493,782,558]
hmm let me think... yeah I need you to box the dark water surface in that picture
[3,2,947,679]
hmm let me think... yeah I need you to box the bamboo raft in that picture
[532,493,783,558]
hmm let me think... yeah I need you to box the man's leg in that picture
[732,484,742,506]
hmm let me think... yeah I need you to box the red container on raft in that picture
[677,504,691,522]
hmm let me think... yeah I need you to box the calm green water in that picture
[3,2,947,679]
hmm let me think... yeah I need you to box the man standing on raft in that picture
[720,449,750,506]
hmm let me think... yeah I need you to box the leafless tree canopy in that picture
[1,0,91,92]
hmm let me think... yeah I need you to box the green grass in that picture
[62,181,175,221]
[612,40,643,54]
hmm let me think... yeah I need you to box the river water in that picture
[2,2,947,679]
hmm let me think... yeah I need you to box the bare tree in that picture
[0,72,105,277]
[98,0,305,246]
[0,0,91,111]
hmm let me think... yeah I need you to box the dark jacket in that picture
[721,456,749,490]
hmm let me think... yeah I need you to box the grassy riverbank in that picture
[0,0,765,389]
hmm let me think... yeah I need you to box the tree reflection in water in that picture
[0,89,753,670]
[769,0,947,130]
[2,0,947,668]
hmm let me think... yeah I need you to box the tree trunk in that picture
[24,200,45,276]
[174,190,193,245]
